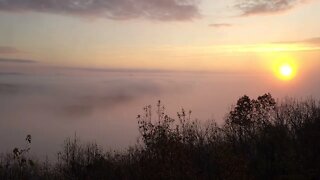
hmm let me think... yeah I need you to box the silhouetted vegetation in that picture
[1,94,320,179]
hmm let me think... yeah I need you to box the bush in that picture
[1,94,320,179]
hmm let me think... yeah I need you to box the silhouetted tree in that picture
[1,94,320,179]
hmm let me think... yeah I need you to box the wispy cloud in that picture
[303,37,320,44]
[274,37,320,44]
[209,23,232,28]
[211,43,320,54]
[177,41,320,55]
[0,58,37,64]
[0,46,22,54]
[235,0,309,16]
[0,0,200,21]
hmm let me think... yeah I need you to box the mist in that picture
[0,65,319,159]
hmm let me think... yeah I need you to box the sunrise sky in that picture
[1,0,320,72]
[1,0,320,157]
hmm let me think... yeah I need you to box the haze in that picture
[1,0,320,158]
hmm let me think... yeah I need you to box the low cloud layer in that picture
[209,23,232,28]
[0,83,23,94]
[0,46,22,54]
[0,65,320,157]
[0,58,37,64]
[301,37,320,44]
[0,72,175,118]
[236,0,307,16]
[274,37,320,45]
[0,0,200,21]
[62,79,163,117]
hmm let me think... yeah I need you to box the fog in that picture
[0,65,319,159]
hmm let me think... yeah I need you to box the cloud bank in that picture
[274,37,320,45]
[0,58,37,64]
[209,23,232,28]
[235,0,308,16]
[0,0,200,21]
[301,37,320,44]
[62,79,163,117]
[0,46,22,54]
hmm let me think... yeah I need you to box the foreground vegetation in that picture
[1,93,320,179]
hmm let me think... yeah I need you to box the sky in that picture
[1,0,320,158]
[0,0,320,71]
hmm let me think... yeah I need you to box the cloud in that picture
[0,72,25,76]
[0,46,22,54]
[0,82,43,95]
[63,94,135,117]
[209,23,232,28]
[0,83,22,94]
[274,37,320,44]
[0,58,37,64]
[0,0,200,21]
[235,0,308,16]
[62,79,162,117]
[0,75,162,117]
[66,67,175,73]
[301,37,320,44]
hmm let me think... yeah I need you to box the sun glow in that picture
[279,64,294,80]
[280,64,293,77]
[274,61,297,81]
[268,54,298,81]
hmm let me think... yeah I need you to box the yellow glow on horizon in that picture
[210,43,320,54]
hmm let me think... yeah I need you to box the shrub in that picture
[1,94,320,179]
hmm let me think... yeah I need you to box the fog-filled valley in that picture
[1,66,319,160]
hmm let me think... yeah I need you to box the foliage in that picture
[1,94,320,179]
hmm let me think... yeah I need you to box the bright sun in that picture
[280,64,293,77]
[277,63,296,81]
[269,54,297,81]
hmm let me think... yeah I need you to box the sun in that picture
[276,63,296,81]
[280,64,293,77]
[268,54,298,81]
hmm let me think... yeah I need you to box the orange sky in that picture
[0,0,320,73]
